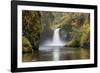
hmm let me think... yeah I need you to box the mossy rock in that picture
[22,36,33,53]
[65,39,80,47]
[22,11,42,51]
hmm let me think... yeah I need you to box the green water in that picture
[22,46,90,62]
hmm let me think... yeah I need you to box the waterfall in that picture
[53,29,61,43]
[39,28,65,60]
[39,28,65,47]
[51,28,64,46]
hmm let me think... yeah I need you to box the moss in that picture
[65,39,80,47]
[64,14,90,48]
[22,36,33,53]
[22,11,42,50]
[80,24,90,47]
[64,23,90,48]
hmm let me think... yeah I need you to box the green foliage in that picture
[61,13,90,48]
[22,36,32,53]
[80,23,90,47]
[40,11,54,25]
[22,11,42,50]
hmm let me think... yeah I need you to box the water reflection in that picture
[53,49,60,61]
[22,46,90,62]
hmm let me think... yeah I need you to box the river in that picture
[22,46,90,62]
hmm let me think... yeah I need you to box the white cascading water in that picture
[39,28,65,61]
[41,28,65,46]
[51,28,64,46]
[41,28,64,50]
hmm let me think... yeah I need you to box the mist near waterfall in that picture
[39,28,65,48]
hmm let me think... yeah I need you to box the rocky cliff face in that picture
[22,10,42,52]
